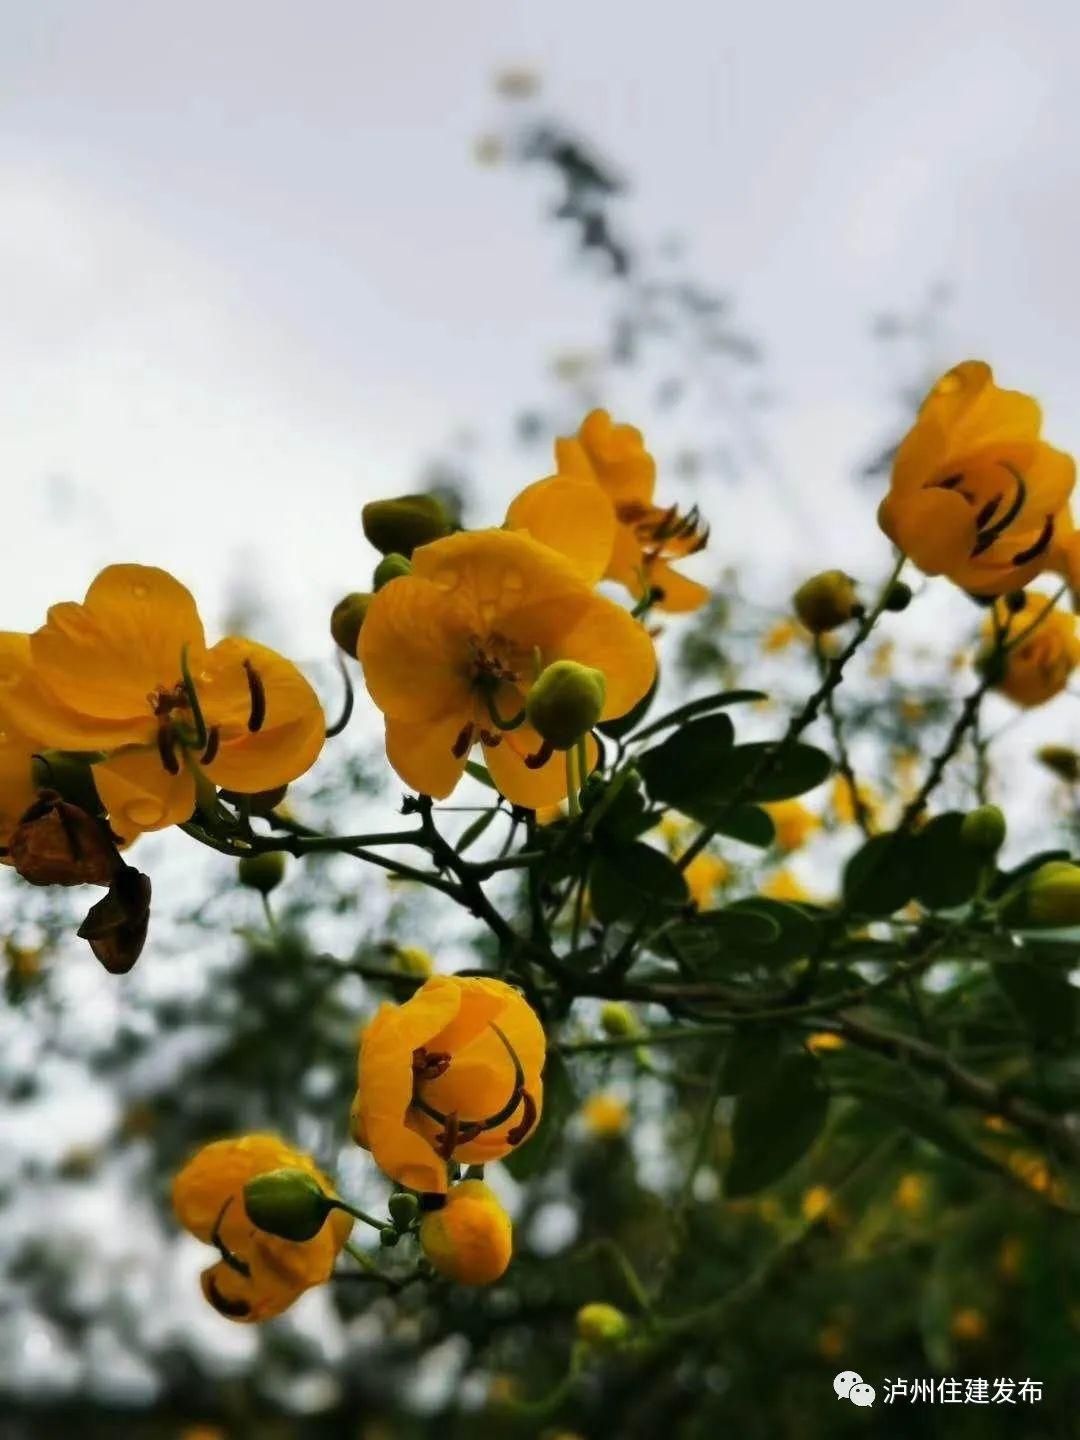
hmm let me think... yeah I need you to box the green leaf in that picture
[726,899,821,964]
[636,715,737,806]
[842,833,917,917]
[994,960,1078,1047]
[672,801,775,848]
[503,1052,576,1181]
[598,673,659,740]
[721,1028,784,1094]
[664,905,782,965]
[846,1083,1000,1176]
[725,1054,829,1196]
[707,741,833,804]
[913,812,983,910]
[465,761,496,790]
[590,842,689,926]
[454,808,497,854]
[631,689,766,743]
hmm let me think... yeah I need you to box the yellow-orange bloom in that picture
[507,409,709,612]
[765,799,819,852]
[760,868,813,903]
[172,1134,351,1323]
[581,1092,630,1139]
[419,1179,512,1286]
[878,362,1076,596]
[981,591,1080,707]
[352,975,545,1195]
[831,775,882,829]
[685,852,730,908]
[358,529,656,808]
[0,567,324,842]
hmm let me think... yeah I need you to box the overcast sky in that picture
[3,0,1080,656]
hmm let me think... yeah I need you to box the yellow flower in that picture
[831,776,881,829]
[419,1179,512,1286]
[764,799,819,852]
[800,1185,832,1222]
[581,1092,629,1139]
[0,568,325,842]
[950,1307,987,1342]
[760,868,812,903]
[893,1173,927,1214]
[878,361,1076,596]
[981,591,1080,707]
[507,409,709,612]
[762,619,803,653]
[685,852,730,909]
[805,1032,845,1056]
[358,529,655,808]
[352,975,545,1195]
[172,1134,351,1323]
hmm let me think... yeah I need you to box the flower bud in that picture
[238,852,286,895]
[373,553,413,590]
[362,494,452,557]
[600,1002,639,1037]
[379,1227,401,1247]
[392,945,434,978]
[1037,745,1080,783]
[960,804,1006,855]
[792,571,862,634]
[388,1191,419,1229]
[419,1179,512,1285]
[219,784,289,816]
[243,1167,334,1241]
[1011,861,1080,927]
[526,661,606,750]
[883,580,914,613]
[330,592,372,657]
[575,1301,630,1347]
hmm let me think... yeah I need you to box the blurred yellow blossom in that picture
[582,1093,630,1139]
[764,799,819,851]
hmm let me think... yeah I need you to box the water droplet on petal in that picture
[124,798,165,828]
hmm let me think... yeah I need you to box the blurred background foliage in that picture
[4,74,1080,1440]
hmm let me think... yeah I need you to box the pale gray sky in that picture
[4,0,1080,656]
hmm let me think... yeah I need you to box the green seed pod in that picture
[576,1301,630,1347]
[379,1227,401,1248]
[388,1192,420,1229]
[373,553,413,590]
[30,751,104,816]
[330,592,373,657]
[600,1002,639,1038]
[526,661,607,750]
[243,1168,333,1241]
[792,571,862,634]
[362,494,452,557]
[960,804,1007,856]
[238,852,286,895]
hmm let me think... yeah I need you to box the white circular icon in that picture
[833,1370,862,1399]
[849,1382,876,1407]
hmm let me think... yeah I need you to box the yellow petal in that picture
[32,565,206,720]
[359,574,475,723]
[385,711,471,799]
[649,560,710,613]
[484,724,598,809]
[575,409,657,507]
[878,488,976,575]
[0,632,145,751]
[0,724,37,846]
[547,592,657,721]
[505,474,616,584]
[93,748,196,840]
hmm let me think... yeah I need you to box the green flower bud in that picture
[379,1226,401,1247]
[600,1002,639,1038]
[330,592,373,657]
[576,1301,630,1347]
[884,580,914,613]
[1013,861,1080,927]
[30,751,103,816]
[793,571,863,634]
[373,553,413,590]
[238,852,286,895]
[960,805,1006,855]
[1037,745,1080,783]
[362,494,452,558]
[392,945,434,978]
[526,661,606,750]
[388,1191,420,1229]
[243,1168,333,1241]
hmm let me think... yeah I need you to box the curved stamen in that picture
[205,1274,251,1318]
[483,690,527,731]
[451,722,475,759]
[524,739,555,770]
[179,644,208,750]
[243,659,266,733]
[971,465,1027,557]
[1011,515,1055,567]
[410,1022,527,1143]
[200,726,221,766]
[157,726,180,776]
[210,1198,251,1277]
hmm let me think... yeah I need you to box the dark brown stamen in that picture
[933,473,964,490]
[974,494,1002,530]
[1011,515,1055,566]
[205,1275,251,1319]
[451,722,475,759]
[479,729,502,748]
[412,1047,452,1081]
[507,1090,538,1147]
[211,1199,250,1277]
[157,726,180,775]
[242,660,266,733]
[971,466,1027,556]
[435,1112,459,1159]
[200,726,220,766]
[524,739,554,770]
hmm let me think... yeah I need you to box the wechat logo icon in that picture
[835,1371,876,1407]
